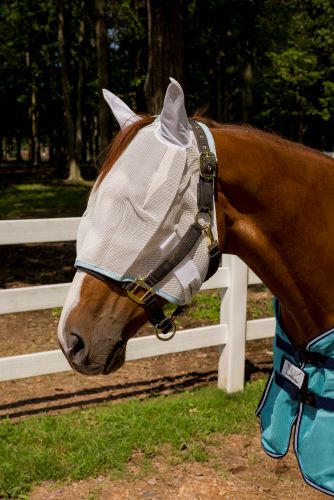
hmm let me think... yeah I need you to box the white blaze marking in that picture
[57,271,85,350]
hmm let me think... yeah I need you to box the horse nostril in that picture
[68,333,87,365]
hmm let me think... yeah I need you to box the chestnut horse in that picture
[58,80,334,376]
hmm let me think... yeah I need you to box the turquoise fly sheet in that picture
[257,299,334,496]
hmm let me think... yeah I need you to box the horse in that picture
[58,78,334,495]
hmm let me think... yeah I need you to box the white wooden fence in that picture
[0,218,275,392]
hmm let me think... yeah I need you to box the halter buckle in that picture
[127,277,155,305]
[200,151,217,181]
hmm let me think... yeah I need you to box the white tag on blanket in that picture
[281,359,305,389]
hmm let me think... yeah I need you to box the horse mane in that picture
[194,115,327,157]
[96,113,330,187]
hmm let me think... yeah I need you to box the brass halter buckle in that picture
[200,151,217,181]
[127,277,155,305]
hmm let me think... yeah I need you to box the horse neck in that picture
[212,126,334,346]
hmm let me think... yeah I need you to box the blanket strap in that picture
[275,371,334,411]
[276,335,334,370]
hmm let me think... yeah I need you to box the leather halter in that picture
[76,120,220,340]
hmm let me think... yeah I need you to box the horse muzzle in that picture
[60,331,126,376]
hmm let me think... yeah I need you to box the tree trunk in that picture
[31,72,39,165]
[16,136,22,162]
[241,0,261,124]
[96,0,111,150]
[26,51,38,165]
[144,0,186,114]
[215,44,226,122]
[57,0,82,182]
[296,91,305,143]
[76,0,86,164]
[242,58,253,123]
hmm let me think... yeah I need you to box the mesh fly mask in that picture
[75,80,219,340]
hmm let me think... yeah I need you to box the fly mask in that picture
[75,79,219,339]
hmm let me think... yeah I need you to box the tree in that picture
[144,0,187,114]
[57,0,83,181]
[96,0,111,150]
[254,0,334,147]
[1,0,334,164]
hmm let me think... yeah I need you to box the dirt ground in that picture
[0,244,324,499]
[30,433,324,500]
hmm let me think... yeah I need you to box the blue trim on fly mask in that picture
[75,259,184,305]
[256,299,334,496]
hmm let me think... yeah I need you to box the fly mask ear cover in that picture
[75,120,218,305]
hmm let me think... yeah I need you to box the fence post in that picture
[218,254,248,392]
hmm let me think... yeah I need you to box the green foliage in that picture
[255,0,334,146]
[0,381,265,497]
[1,0,334,158]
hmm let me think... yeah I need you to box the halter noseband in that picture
[76,120,220,341]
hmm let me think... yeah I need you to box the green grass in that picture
[190,291,221,322]
[248,285,274,320]
[52,307,62,319]
[187,287,274,325]
[0,183,91,219]
[0,381,265,497]
[162,292,221,324]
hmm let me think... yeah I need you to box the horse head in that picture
[58,79,221,375]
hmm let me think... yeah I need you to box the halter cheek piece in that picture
[76,120,220,341]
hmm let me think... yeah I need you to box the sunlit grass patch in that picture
[247,285,274,319]
[0,381,265,497]
[190,291,221,323]
[168,287,273,328]
[15,183,50,191]
[0,183,91,219]
[52,307,62,319]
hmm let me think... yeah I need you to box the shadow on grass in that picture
[0,361,272,420]
[0,371,218,420]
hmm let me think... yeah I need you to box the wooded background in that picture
[1,0,334,180]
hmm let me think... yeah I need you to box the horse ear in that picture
[102,89,141,130]
[158,78,191,148]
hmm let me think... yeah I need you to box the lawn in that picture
[0,182,91,219]
[0,381,265,498]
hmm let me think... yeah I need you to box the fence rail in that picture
[0,218,274,392]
